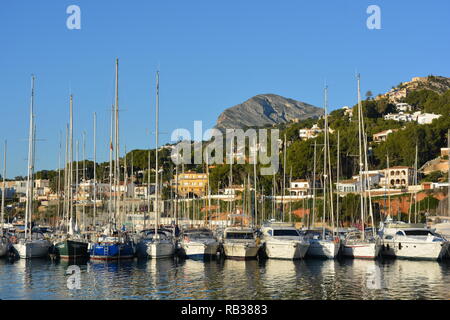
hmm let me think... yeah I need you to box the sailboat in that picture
[0,140,10,257]
[341,74,381,259]
[178,157,219,260]
[136,70,175,259]
[90,59,134,260]
[54,95,89,260]
[13,75,52,259]
[304,85,339,259]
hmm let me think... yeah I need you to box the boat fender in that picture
[10,235,17,244]
[255,237,261,246]
[398,243,402,250]
[333,237,340,243]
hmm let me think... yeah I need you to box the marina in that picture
[1,1,450,303]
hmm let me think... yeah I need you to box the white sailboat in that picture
[137,71,175,259]
[260,222,309,259]
[341,74,380,259]
[304,85,339,259]
[14,75,51,259]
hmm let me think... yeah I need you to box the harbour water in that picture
[1,257,449,300]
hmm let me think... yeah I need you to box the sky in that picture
[1,0,449,178]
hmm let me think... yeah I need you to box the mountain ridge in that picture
[214,93,323,131]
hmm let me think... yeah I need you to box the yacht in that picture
[260,222,309,259]
[178,228,219,260]
[379,220,449,260]
[302,229,339,259]
[222,227,260,259]
[136,228,175,259]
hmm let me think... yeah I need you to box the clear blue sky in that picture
[1,0,449,178]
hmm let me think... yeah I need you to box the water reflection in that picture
[0,257,449,299]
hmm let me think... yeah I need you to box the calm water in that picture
[0,257,449,300]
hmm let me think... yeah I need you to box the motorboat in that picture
[222,227,260,259]
[178,228,220,260]
[260,222,309,259]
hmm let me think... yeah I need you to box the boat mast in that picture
[154,70,160,235]
[25,75,35,241]
[448,129,450,217]
[311,140,317,228]
[414,142,418,223]
[76,139,79,233]
[356,74,365,240]
[63,124,69,232]
[282,134,286,222]
[57,132,61,228]
[69,94,74,234]
[206,154,211,226]
[322,85,328,239]
[114,58,120,230]
[336,131,340,229]
[93,112,97,230]
[253,139,258,227]
[83,131,86,233]
[1,140,6,237]
[146,148,150,230]
[109,103,113,232]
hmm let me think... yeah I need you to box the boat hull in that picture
[137,240,174,259]
[306,240,339,259]
[264,240,310,259]
[14,240,51,259]
[0,243,8,257]
[342,242,381,259]
[55,240,89,259]
[223,243,259,259]
[380,240,449,260]
[90,243,134,260]
[181,242,219,260]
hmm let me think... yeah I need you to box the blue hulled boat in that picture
[90,233,135,260]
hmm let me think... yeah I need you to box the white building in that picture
[342,106,353,118]
[288,179,310,196]
[379,166,415,188]
[373,129,398,143]
[384,112,414,122]
[336,179,360,193]
[395,103,413,112]
[416,113,442,125]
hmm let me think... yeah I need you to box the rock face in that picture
[214,94,323,131]
[380,75,450,102]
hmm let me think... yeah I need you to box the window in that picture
[404,230,432,236]
[396,231,405,236]
[273,230,300,237]
[226,232,254,240]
